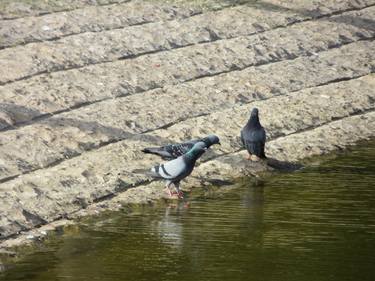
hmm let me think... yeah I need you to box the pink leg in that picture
[164,181,173,197]
[174,182,184,199]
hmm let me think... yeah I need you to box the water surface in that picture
[1,143,375,281]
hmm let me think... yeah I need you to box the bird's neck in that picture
[247,115,261,128]
[200,138,211,147]
[185,150,204,161]
[184,153,197,166]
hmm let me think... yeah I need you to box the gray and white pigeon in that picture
[241,108,266,161]
[141,134,220,160]
[145,142,207,198]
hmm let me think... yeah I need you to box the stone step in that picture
[1,6,374,128]
[0,0,129,20]
[0,74,374,238]
[153,74,375,155]
[0,0,201,49]
[0,40,374,182]
[1,2,374,84]
[193,110,375,182]
[74,110,375,214]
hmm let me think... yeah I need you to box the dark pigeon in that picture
[146,142,207,198]
[142,134,220,160]
[241,108,266,160]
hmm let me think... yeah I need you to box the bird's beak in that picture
[218,142,221,146]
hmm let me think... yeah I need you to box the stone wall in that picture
[0,0,374,243]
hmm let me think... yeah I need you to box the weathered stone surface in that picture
[0,6,374,129]
[147,75,375,159]
[1,110,374,247]
[0,74,374,238]
[0,0,201,49]
[0,40,374,182]
[191,111,375,181]
[0,0,375,245]
[0,0,129,20]
[267,112,375,162]
[1,3,375,84]
[2,0,375,47]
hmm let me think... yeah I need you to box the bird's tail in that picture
[142,147,160,154]
[141,147,163,155]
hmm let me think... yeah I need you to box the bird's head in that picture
[250,108,259,118]
[247,107,261,127]
[201,134,221,147]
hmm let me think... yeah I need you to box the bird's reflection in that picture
[0,263,6,273]
[154,201,190,250]
[241,179,265,209]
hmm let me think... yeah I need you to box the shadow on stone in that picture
[0,103,173,145]
[0,103,43,130]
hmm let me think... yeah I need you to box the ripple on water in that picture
[1,141,375,281]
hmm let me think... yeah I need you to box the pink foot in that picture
[164,188,181,199]
[177,191,184,199]
[164,188,173,197]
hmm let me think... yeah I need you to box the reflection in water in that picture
[155,204,187,249]
[1,142,375,281]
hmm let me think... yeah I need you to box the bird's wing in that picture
[152,157,186,180]
[240,129,246,147]
[142,146,174,159]
[260,127,266,157]
[262,127,266,141]
[246,140,263,157]
[246,129,266,157]
[162,157,187,178]
[167,142,194,158]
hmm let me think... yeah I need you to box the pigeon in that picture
[141,142,207,198]
[241,108,266,161]
[141,134,220,160]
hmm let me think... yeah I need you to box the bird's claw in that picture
[164,188,184,199]
[246,153,261,161]
[177,191,184,199]
[250,155,260,161]
[171,190,184,199]
[164,187,173,197]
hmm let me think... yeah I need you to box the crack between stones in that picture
[0,72,373,185]
[1,36,374,136]
[1,3,374,85]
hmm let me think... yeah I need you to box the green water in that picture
[1,143,375,281]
